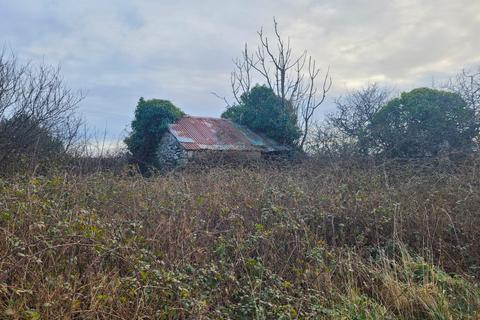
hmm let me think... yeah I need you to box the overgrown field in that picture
[1,158,480,319]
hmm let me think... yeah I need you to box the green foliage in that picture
[332,290,391,319]
[222,85,301,146]
[361,88,478,157]
[124,98,183,169]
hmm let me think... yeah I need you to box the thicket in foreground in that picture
[1,158,479,318]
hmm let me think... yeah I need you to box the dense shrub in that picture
[364,88,477,157]
[222,85,301,146]
[314,86,479,159]
[1,158,479,318]
[124,98,184,170]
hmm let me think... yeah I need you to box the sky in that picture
[1,0,479,141]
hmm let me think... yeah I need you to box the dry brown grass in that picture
[0,156,479,318]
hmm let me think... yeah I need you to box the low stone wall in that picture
[186,150,263,166]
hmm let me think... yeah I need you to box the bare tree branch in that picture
[0,49,84,169]
[447,66,480,119]
[225,18,331,149]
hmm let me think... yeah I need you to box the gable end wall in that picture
[157,132,188,167]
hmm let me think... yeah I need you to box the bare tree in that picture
[230,18,332,149]
[308,120,354,159]
[309,83,391,157]
[0,49,84,170]
[0,49,25,119]
[329,83,391,139]
[447,66,480,118]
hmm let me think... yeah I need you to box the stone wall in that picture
[189,150,262,163]
[157,132,188,167]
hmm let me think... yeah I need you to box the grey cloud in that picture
[1,0,478,139]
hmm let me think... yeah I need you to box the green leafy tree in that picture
[222,85,301,146]
[362,88,477,157]
[125,98,183,169]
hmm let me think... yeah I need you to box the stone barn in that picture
[157,116,290,166]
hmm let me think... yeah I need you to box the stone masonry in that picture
[156,132,188,167]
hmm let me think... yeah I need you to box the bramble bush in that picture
[0,158,480,318]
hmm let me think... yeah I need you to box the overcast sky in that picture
[1,0,479,140]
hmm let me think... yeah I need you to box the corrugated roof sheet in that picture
[168,116,290,152]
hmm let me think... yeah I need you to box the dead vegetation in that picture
[0,156,479,319]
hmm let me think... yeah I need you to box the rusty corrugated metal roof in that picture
[168,116,290,152]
